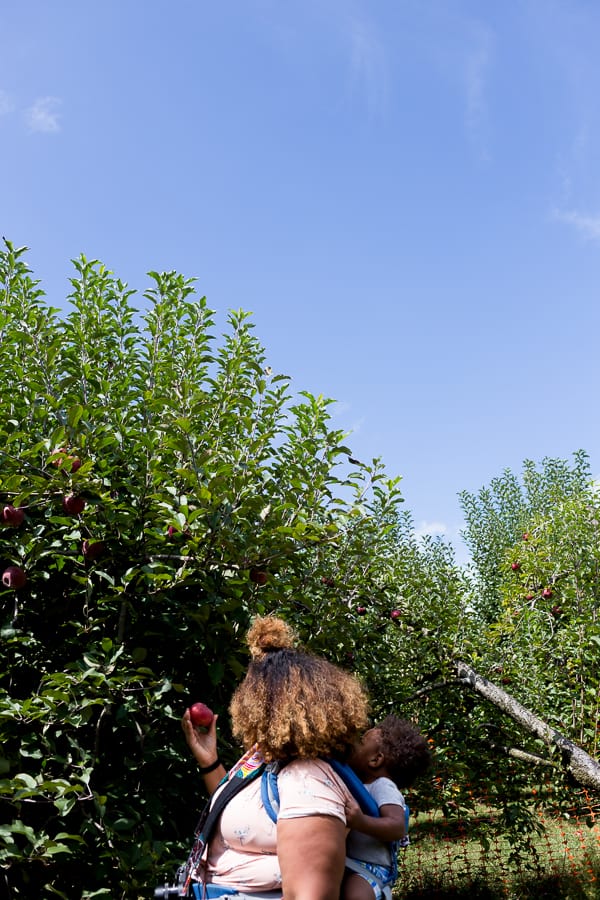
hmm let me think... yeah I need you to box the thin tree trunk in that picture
[455,659,600,792]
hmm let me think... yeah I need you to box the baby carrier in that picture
[153,759,409,899]
[263,759,408,900]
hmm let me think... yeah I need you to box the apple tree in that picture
[347,457,600,847]
[0,241,407,898]
[459,452,591,623]
[457,452,600,754]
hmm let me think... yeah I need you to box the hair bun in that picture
[246,616,296,659]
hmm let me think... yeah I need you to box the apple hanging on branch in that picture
[2,565,27,590]
[2,505,25,527]
[249,567,268,586]
[52,448,82,473]
[63,494,86,515]
[82,540,105,560]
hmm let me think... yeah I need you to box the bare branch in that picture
[455,660,600,791]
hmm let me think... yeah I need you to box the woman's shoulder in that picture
[279,758,352,795]
[276,758,351,822]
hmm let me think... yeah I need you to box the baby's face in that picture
[350,727,383,778]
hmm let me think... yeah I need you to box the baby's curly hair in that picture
[230,616,369,762]
[377,715,432,789]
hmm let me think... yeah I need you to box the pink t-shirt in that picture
[197,754,351,892]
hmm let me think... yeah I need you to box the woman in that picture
[181,615,370,900]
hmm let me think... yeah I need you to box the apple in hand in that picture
[189,702,214,728]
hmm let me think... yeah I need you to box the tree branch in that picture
[455,659,600,791]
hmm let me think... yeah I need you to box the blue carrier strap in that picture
[261,761,283,823]
[326,758,381,818]
[259,758,407,896]
[402,804,410,841]
[261,758,382,822]
[191,886,282,899]
[328,759,410,838]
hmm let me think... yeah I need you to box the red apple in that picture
[51,447,68,466]
[189,702,214,728]
[551,605,563,617]
[63,494,86,515]
[249,567,268,585]
[357,606,367,616]
[83,540,104,560]
[542,588,553,599]
[53,449,81,472]
[525,593,534,601]
[390,609,401,620]
[522,533,530,541]
[321,576,335,587]
[511,562,520,571]
[2,565,27,589]
[2,505,25,527]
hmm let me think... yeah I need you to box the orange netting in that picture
[395,782,600,896]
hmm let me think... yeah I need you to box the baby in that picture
[342,715,431,900]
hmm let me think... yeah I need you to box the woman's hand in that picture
[181,708,219,767]
[181,709,226,793]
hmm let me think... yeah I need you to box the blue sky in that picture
[2,1,600,563]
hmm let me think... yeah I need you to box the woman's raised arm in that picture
[181,709,226,794]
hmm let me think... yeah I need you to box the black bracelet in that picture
[198,758,222,775]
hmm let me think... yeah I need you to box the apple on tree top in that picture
[189,702,214,728]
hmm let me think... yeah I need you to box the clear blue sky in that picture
[2,1,599,562]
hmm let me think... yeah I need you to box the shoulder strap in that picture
[326,759,381,818]
[261,761,284,824]
[181,762,266,895]
[260,758,381,823]
[197,763,266,845]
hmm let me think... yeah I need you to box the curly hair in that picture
[377,715,432,789]
[229,616,369,762]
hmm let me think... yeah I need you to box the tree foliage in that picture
[2,241,599,897]
[459,452,591,622]
[0,242,407,898]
